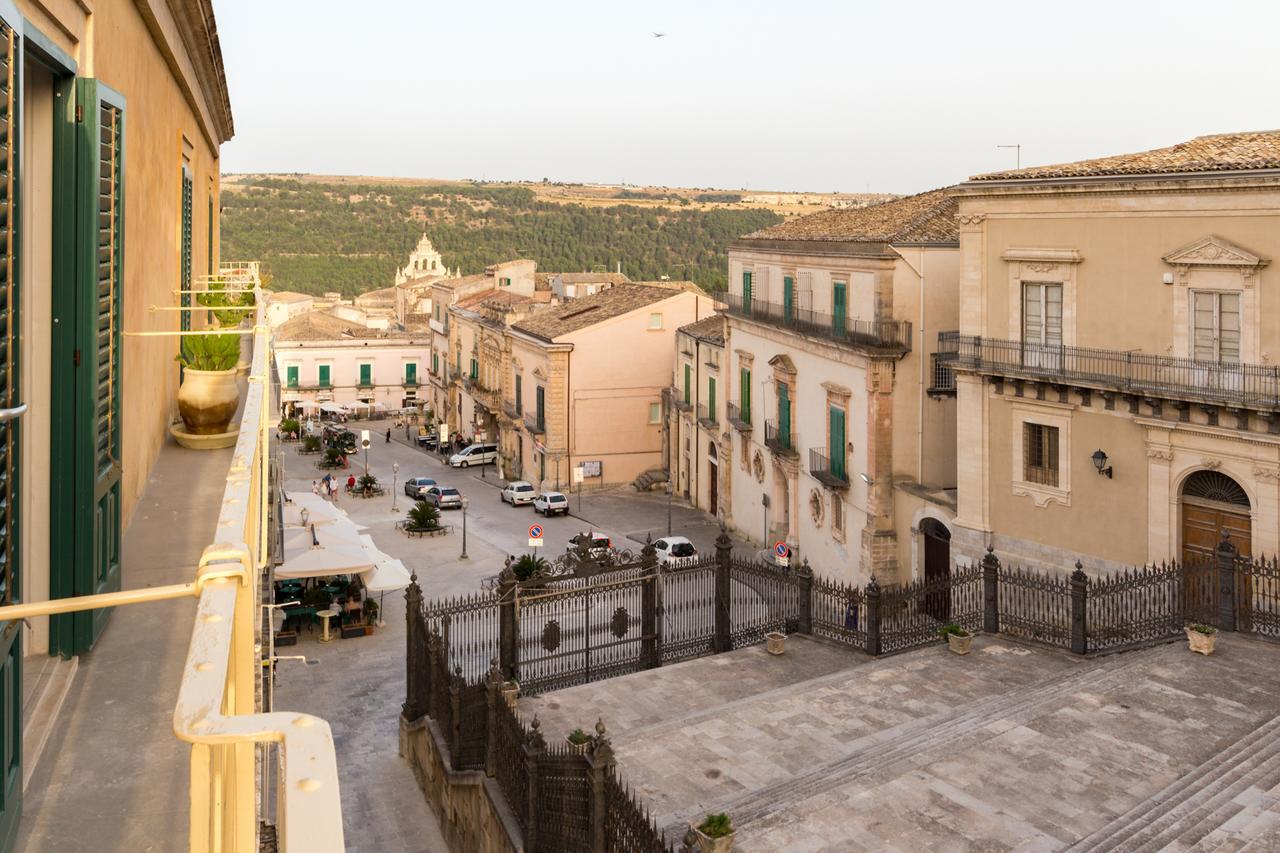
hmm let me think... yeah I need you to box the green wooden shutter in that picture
[742,271,753,314]
[405,363,416,384]
[707,377,716,419]
[740,368,751,422]
[432,352,438,374]
[536,386,545,430]
[180,164,192,332]
[783,276,794,321]
[778,383,790,449]
[287,366,298,387]
[470,357,477,380]
[319,364,330,387]
[359,363,371,386]
[683,364,691,405]
[832,281,847,338]
[829,406,846,479]
[515,373,522,414]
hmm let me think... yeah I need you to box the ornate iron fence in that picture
[728,556,803,648]
[876,564,983,655]
[1240,556,1280,639]
[658,560,717,665]
[995,563,1073,649]
[811,575,866,648]
[1087,563,1185,653]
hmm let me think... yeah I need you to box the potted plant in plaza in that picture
[939,623,973,655]
[300,435,322,454]
[357,472,379,496]
[565,727,592,755]
[1186,623,1217,655]
[174,333,242,438]
[319,448,345,469]
[363,598,379,635]
[692,813,734,853]
[406,500,441,533]
[278,417,300,440]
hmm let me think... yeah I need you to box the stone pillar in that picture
[587,720,616,853]
[449,665,464,768]
[402,574,428,721]
[1217,532,1238,632]
[795,559,813,635]
[498,575,518,680]
[1070,561,1088,655]
[861,358,899,581]
[485,659,501,778]
[524,717,546,851]
[640,536,660,668]
[982,546,1000,635]
[714,526,733,653]
[865,577,882,657]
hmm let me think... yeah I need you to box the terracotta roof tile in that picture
[971,130,1280,181]
[678,314,725,346]
[512,283,688,342]
[742,188,958,243]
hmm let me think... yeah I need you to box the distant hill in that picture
[219,176,791,297]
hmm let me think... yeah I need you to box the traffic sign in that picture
[573,466,584,485]
[529,524,544,539]
[774,541,790,567]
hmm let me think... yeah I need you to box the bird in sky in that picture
[652,31,667,38]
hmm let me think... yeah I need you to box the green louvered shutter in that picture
[359,363,372,386]
[683,364,691,405]
[707,377,715,420]
[740,368,750,422]
[180,165,192,332]
[405,363,416,385]
[778,383,790,450]
[742,271,752,314]
[829,406,846,480]
[783,276,794,322]
[286,366,298,388]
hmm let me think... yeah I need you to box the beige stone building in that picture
[506,283,715,491]
[722,191,960,585]
[666,315,727,516]
[948,131,1280,575]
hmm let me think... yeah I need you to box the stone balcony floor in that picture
[522,633,1280,851]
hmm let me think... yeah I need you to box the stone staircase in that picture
[632,467,668,492]
[1067,715,1280,852]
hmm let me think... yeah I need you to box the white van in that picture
[449,443,498,467]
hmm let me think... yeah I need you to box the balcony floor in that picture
[17,438,234,852]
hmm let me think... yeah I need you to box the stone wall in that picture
[399,714,522,853]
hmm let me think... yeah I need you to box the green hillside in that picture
[219,178,783,298]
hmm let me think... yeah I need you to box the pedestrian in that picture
[385,428,391,443]
[312,480,320,496]
[346,473,356,493]
[330,479,339,503]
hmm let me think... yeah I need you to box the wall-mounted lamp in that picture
[1091,449,1113,479]
[859,472,874,486]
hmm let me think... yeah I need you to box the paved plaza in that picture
[523,633,1280,851]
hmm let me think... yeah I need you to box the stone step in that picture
[22,653,77,792]
[1065,715,1280,853]
[659,651,1160,839]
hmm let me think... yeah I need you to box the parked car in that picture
[423,485,464,510]
[404,476,437,498]
[415,431,438,449]
[449,443,498,467]
[501,481,536,506]
[652,536,698,566]
[567,530,611,559]
[533,491,570,517]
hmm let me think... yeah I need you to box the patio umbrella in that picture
[357,535,411,624]
[275,541,376,579]
[319,402,347,414]
[282,522,366,558]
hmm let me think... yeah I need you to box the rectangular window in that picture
[515,373,523,415]
[649,402,661,423]
[742,270,753,309]
[180,164,193,332]
[707,377,716,417]
[740,368,751,422]
[456,351,462,374]
[778,382,791,448]
[500,277,511,287]
[286,366,298,388]
[829,406,846,480]
[536,386,545,430]
[405,363,417,384]
[1023,423,1059,487]
[318,364,331,388]
[1192,291,1241,363]
[432,352,438,374]
[359,363,372,386]
[470,357,478,380]
[648,312,663,330]
[832,280,847,337]
[683,363,691,405]
[783,275,794,321]
[1022,282,1063,346]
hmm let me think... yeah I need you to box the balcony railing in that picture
[670,385,692,412]
[943,331,1280,411]
[402,378,420,388]
[764,419,796,455]
[809,447,850,489]
[697,403,718,427]
[718,291,912,353]
[928,330,959,396]
[525,412,546,434]
[726,401,752,431]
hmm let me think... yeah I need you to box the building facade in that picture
[948,131,1280,576]
[666,315,728,517]
[721,191,960,585]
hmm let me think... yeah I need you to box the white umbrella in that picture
[297,400,320,411]
[356,534,411,625]
[282,523,365,557]
[282,493,345,526]
[320,402,347,414]
[275,541,375,579]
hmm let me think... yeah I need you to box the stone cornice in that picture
[1001,247,1084,265]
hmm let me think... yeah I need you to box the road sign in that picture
[529,524,544,539]
[774,541,790,567]
[528,538,544,548]
[572,466,584,485]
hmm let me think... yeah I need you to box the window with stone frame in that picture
[832,492,845,538]
[1022,423,1059,487]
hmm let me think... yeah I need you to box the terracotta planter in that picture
[1186,627,1217,655]
[946,632,973,655]
[694,829,734,853]
[765,631,786,655]
[177,368,240,435]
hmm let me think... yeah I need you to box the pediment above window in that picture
[1163,235,1268,271]
[767,353,797,375]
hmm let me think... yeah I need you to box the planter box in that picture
[946,632,973,655]
[340,623,366,639]
[765,631,786,655]
[694,829,734,853]
[275,630,298,647]
[1186,627,1217,655]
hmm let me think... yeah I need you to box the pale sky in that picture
[217,0,1280,194]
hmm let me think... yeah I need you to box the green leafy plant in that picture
[303,435,322,452]
[407,500,440,531]
[323,447,344,466]
[175,333,241,371]
[358,473,379,490]
[938,623,970,639]
[196,282,256,327]
[1188,623,1217,635]
[697,813,733,839]
[566,728,591,745]
[513,554,549,582]
[279,417,300,435]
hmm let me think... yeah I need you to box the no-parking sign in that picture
[528,524,544,548]
[774,541,790,567]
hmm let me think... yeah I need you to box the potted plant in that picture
[765,629,786,655]
[501,679,520,709]
[939,623,973,655]
[174,333,242,437]
[1186,623,1217,655]
[363,598,379,634]
[358,473,379,496]
[320,448,345,469]
[513,554,549,583]
[300,434,322,454]
[565,727,592,755]
[406,500,440,532]
[693,813,734,853]
[197,284,255,373]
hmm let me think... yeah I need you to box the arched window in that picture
[1182,471,1250,508]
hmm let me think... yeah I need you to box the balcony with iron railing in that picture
[524,412,546,434]
[697,402,718,427]
[670,385,692,413]
[764,419,797,456]
[809,447,850,489]
[927,330,959,397]
[726,401,752,431]
[940,331,1280,411]
[718,291,912,353]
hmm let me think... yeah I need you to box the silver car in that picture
[423,485,463,510]
[404,476,437,498]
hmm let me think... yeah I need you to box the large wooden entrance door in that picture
[1181,470,1252,564]
[921,519,951,622]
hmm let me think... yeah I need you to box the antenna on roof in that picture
[997,144,1022,169]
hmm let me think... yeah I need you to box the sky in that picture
[217,0,1280,195]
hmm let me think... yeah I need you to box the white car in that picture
[501,481,536,506]
[653,536,697,566]
[533,492,569,516]
[449,443,498,467]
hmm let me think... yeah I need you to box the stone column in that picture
[713,526,733,653]
[982,546,1000,635]
[1070,562,1088,655]
[795,559,814,635]
[587,720,616,853]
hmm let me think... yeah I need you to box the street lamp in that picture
[460,496,470,560]
[391,461,400,511]
[361,429,371,478]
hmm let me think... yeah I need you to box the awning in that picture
[275,542,376,579]
[297,400,321,411]
[283,492,368,527]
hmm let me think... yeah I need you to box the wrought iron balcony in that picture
[402,378,420,388]
[670,385,692,412]
[524,412,546,434]
[357,381,375,390]
[697,403,718,427]
[718,291,912,353]
[726,401,752,431]
[809,447,850,489]
[764,419,796,456]
[927,330,959,397]
[944,332,1280,411]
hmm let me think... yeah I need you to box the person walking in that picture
[385,428,391,443]
[312,480,320,496]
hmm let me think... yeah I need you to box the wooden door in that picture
[708,459,718,516]
[922,523,951,623]
[1182,502,1252,564]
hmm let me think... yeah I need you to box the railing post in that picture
[865,577,882,656]
[1216,531,1238,632]
[795,559,814,635]
[499,575,518,681]
[485,659,501,778]
[587,720,615,853]
[982,546,1000,635]
[640,537,660,668]
[525,717,546,852]
[714,526,733,653]
[1070,561,1088,655]
[449,665,464,768]
[402,574,428,721]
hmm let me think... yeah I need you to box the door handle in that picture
[0,403,26,423]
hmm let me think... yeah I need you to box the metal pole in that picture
[667,485,672,536]
[392,462,400,512]
[461,501,469,560]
